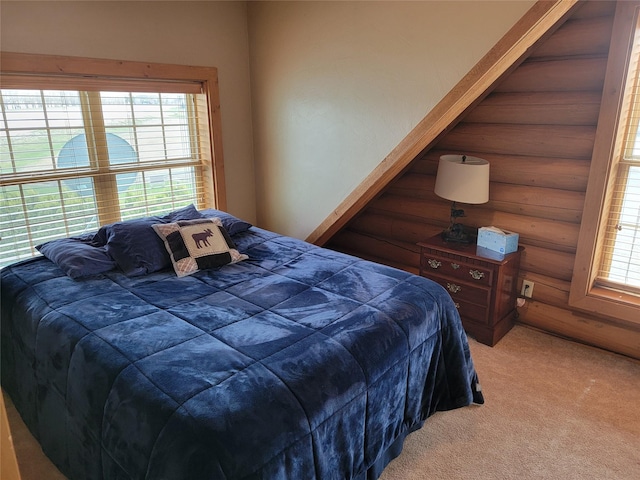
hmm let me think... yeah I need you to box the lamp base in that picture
[441,223,475,244]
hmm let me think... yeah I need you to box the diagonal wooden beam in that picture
[306,0,580,246]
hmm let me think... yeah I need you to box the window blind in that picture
[597,14,640,291]
[1,85,214,267]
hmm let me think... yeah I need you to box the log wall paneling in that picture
[326,1,640,358]
[495,57,607,92]
[518,303,640,360]
[519,245,575,282]
[307,0,581,247]
[412,152,591,192]
[330,230,420,274]
[464,92,602,126]
[438,124,596,159]
[389,175,585,223]
[369,195,581,250]
[529,14,613,58]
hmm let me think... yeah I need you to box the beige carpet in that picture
[4,325,640,480]
[380,325,640,480]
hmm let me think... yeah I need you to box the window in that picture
[0,53,225,267]
[570,1,640,323]
[599,74,640,291]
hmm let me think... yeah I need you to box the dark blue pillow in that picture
[95,204,205,276]
[36,237,116,278]
[200,208,252,236]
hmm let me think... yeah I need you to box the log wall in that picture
[327,1,640,359]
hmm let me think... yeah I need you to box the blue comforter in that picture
[1,227,483,480]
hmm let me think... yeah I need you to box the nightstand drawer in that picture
[418,235,522,346]
[421,254,493,287]
[454,298,490,325]
[429,274,491,307]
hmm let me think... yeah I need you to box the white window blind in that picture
[597,14,640,292]
[1,85,215,267]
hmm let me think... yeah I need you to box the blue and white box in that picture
[477,226,519,254]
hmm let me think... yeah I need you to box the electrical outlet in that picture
[521,280,534,298]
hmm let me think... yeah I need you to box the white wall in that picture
[1,1,536,237]
[0,0,257,224]
[248,0,534,239]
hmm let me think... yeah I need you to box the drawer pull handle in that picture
[469,269,485,280]
[447,283,461,294]
[451,263,460,270]
[454,302,460,309]
[428,259,442,269]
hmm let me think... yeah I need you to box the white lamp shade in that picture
[434,154,490,204]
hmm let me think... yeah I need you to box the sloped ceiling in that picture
[306,0,580,246]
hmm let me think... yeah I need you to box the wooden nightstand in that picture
[418,234,522,346]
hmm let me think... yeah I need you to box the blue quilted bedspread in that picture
[1,227,483,480]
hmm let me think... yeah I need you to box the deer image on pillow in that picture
[192,227,215,248]
[153,218,247,277]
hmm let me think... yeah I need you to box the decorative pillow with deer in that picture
[153,218,248,277]
[95,204,205,277]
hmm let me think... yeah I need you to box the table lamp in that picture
[434,154,490,243]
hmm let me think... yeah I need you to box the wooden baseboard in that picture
[517,300,640,360]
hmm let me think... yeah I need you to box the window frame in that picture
[570,1,640,325]
[0,51,227,211]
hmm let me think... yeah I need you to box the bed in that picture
[1,206,483,480]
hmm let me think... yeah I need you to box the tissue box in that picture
[477,226,519,254]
